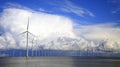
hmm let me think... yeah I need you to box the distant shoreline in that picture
[1,56,120,59]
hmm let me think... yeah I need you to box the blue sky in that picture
[0,0,120,24]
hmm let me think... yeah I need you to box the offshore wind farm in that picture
[0,17,120,67]
[0,17,119,57]
[0,0,120,67]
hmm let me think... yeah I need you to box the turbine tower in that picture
[26,17,29,58]
[19,17,35,58]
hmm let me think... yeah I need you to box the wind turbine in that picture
[19,17,35,58]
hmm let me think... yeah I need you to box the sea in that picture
[0,57,120,67]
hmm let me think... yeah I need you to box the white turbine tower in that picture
[26,17,29,58]
[20,17,35,58]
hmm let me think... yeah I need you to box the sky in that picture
[0,0,120,52]
[0,0,120,24]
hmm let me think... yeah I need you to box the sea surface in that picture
[0,57,120,67]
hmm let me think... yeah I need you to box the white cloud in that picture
[75,23,119,39]
[0,5,120,52]
[39,8,45,12]
[3,2,33,11]
[0,32,17,49]
[1,8,75,38]
[0,7,77,49]
[48,0,95,17]
[74,23,120,51]
[62,0,95,17]
[0,36,6,49]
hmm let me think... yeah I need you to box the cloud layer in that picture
[0,7,76,49]
[0,6,120,52]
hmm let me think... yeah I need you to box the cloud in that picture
[108,0,120,14]
[48,0,95,17]
[75,23,120,40]
[5,1,95,17]
[0,32,17,49]
[112,8,120,14]
[0,4,120,52]
[3,2,33,11]
[74,23,120,51]
[0,7,77,49]
[1,8,75,38]
[62,0,95,17]
[39,8,45,12]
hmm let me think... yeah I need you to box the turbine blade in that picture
[19,31,27,35]
[28,31,36,37]
[27,17,29,31]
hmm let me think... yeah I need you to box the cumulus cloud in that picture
[0,7,76,49]
[75,23,120,41]
[0,32,17,49]
[0,8,75,38]
[74,23,120,51]
[0,5,120,52]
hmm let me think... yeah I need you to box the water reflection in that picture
[0,57,120,67]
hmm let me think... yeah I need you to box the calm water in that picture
[0,57,120,67]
